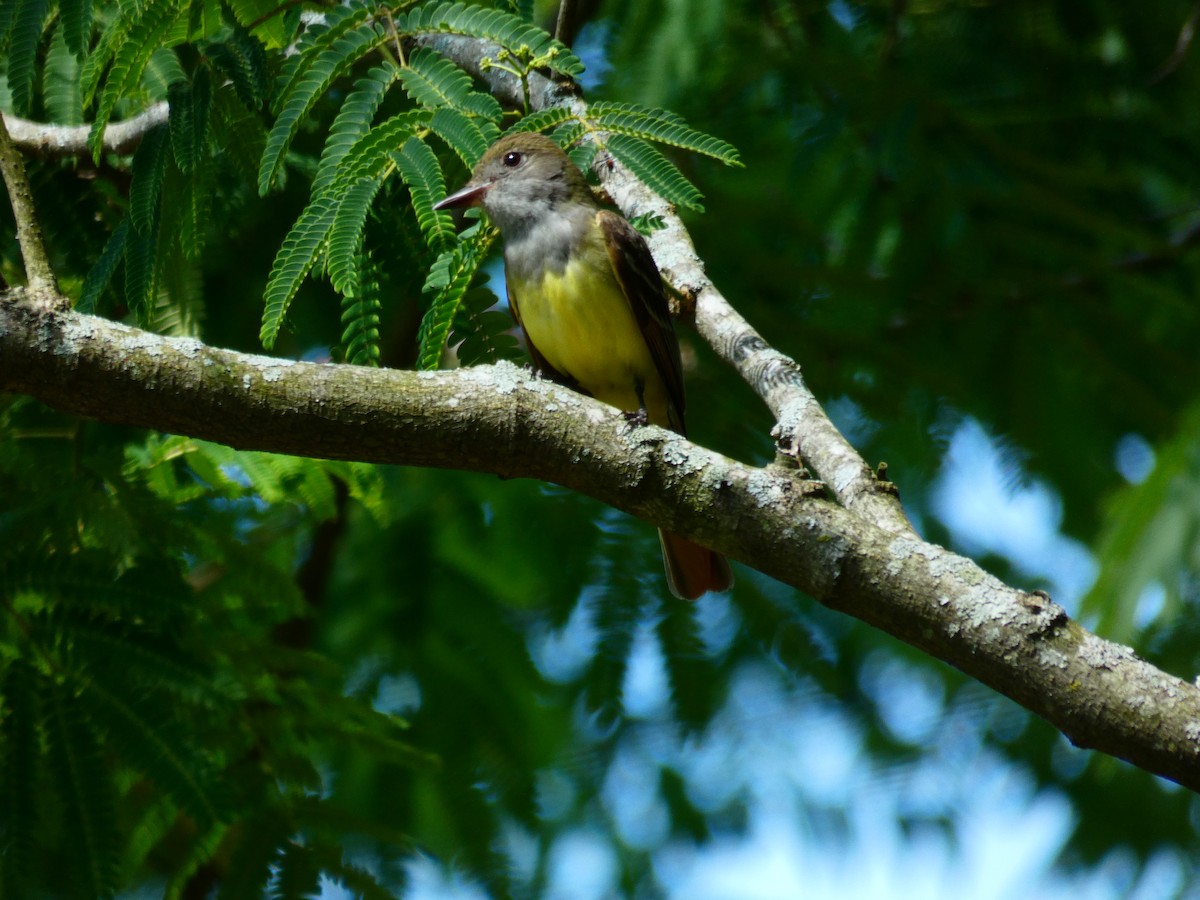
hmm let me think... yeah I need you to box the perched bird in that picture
[434,132,733,600]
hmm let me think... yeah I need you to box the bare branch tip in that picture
[0,114,61,303]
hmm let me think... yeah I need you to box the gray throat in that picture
[487,194,596,282]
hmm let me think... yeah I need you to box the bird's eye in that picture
[503,151,523,168]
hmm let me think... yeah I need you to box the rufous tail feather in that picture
[659,529,733,600]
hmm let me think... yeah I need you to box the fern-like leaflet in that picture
[429,106,499,169]
[417,220,498,370]
[313,62,402,195]
[604,134,705,212]
[329,175,386,298]
[167,66,212,174]
[394,135,457,252]
[340,251,383,366]
[259,14,389,194]
[46,685,120,898]
[5,0,50,116]
[86,1,189,160]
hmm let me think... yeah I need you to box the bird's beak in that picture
[433,180,492,210]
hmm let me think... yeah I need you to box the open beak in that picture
[433,180,492,211]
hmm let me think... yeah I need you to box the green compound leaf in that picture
[429,106,499,169]
[604,133,705,212]
[258,16,388,194]
[260,193,339,349]
[590,101,742,166]
[328,175,385,298]
[313,62,402,195]
[87,2,188,161]
[417,222,498,370]
[394,136,457,253]
[395,2,584,78]
[400,45,502,121]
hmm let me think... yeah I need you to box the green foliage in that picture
[46,684,120,898]
[130,123,170,233]
[260,192,340,349]
[44,19,84,124]
[225,0,292,50]
[3,0,49,116]
[168,65,211,174]
[393,1,584,78]
[204,23,271,107]
[123,199,159,317]
[416,220,499,369]
[394,135,457,252]
[1083,403,1200,647]
[258,11,389,195]
[606,133,706,211]
[329,175,386,297]
[0,403,408,896]
[313,62,402,195]
[451,269,520,367]
[27,3,272,327]
[588,100,741,165]
[429,105,501,168]
[59,0,92,57]
[84,1,189,160]
[503,102,740,210]
[399,46,503,121]
[80,216,129,314]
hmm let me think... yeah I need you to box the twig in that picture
[249,0,307,31]
[551,0,602,47]
[555,0,575,42]
[0,113,60,303]
[4,102,169,160]
[1150,1,1200,84]
[384,9,407,65]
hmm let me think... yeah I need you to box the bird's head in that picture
[433,133,592,233]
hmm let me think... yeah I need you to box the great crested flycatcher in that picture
[434,132,733,600]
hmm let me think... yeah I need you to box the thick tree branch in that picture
[3,103,168,160]
[3,292,1200,792]
[0,114,59,301]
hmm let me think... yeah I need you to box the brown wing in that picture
[596,210,687,434]
[507,278,582,393]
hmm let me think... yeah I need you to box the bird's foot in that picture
[622,407,650,428]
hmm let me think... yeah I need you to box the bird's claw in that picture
[622,407,650,428]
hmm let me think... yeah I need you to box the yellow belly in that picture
[513,255,670,424]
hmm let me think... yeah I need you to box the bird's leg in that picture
[622,378,650,427]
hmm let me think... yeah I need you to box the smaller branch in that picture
[383,9,407,65]
[1150,1,1200,84]
[416,33,580,111]
[551,0,602,46]
[0,113,60,303]
[249,0,306,31]
[1114,219,1200,273]
[555,0,575,42]
[4,102,168,160]
[880,0,907,65]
